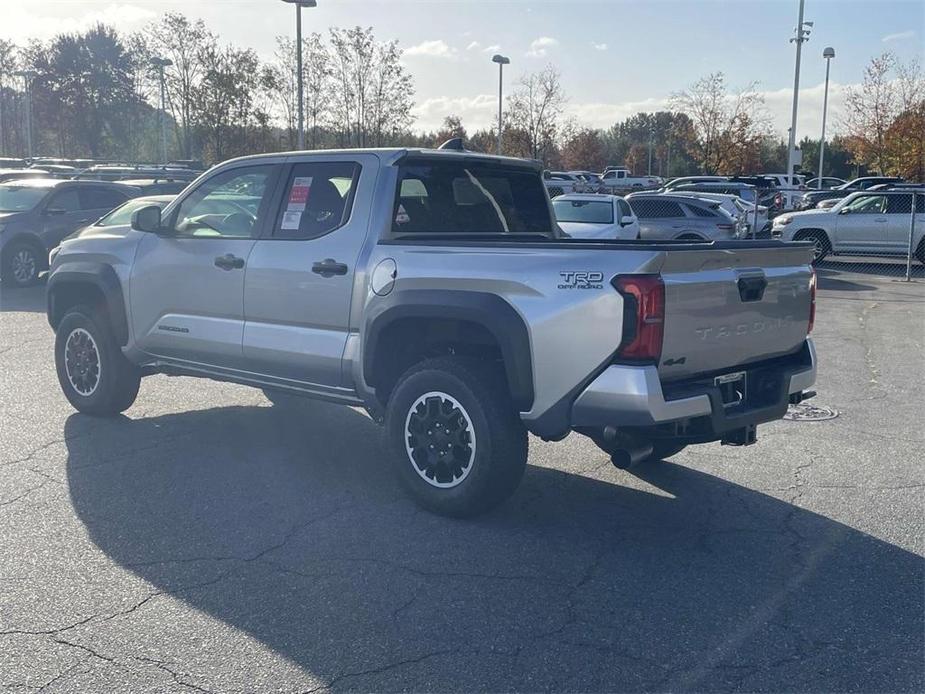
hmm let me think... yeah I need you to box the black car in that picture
[798,176,905,209]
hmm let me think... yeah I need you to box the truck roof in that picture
[216,147,543,171]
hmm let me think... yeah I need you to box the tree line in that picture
[0,15,921,181]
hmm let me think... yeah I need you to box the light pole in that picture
[817,47,835,189]
[13,70,37,160]
[151,57,172,165]
[786,0,812,189]
[647,126,655,175]
[282,0,317,150]
[491,54,510,155]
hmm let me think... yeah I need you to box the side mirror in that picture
[44,207,67,216]
[131,205,163,233]
[620,215,635,227]
[838,207,850,215]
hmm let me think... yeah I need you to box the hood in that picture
[0,211,27,223]
[558,221,619,239]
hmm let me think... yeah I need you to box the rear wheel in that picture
[1,240,44,287]
[54,305,140,415]
[386,357,527,517]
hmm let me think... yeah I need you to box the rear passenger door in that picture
[630,198,687,239]
[884,194,923,250]
[242,154,377,388]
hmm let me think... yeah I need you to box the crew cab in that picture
[774,189,925,264]
[47,148,817,517]
[599,168,662,191]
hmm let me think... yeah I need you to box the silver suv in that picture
[625,193,741,241]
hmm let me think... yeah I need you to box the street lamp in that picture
[817,47,835,189]
[13,69,37,160]
[491,54,510,155]
[786,0,812,190]
[151,57,173,165]
[282,0,317,150]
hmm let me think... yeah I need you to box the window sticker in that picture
[395,203,410,225]
[281,209,302,230]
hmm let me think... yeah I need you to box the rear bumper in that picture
[571,338,816,432]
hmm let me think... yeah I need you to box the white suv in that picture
[774,190,925,263]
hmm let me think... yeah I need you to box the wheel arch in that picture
[363,290,534,411]
[2,232,48,269]
[47,262,129,346]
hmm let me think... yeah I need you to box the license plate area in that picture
[715,371,746,409]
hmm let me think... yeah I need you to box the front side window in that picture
[553,199,614,224]
[392,161,553,236]
[273,161,360,239]
[843,195,887,214]
[172,166,273,238]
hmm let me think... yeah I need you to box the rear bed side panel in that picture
[357,244,664,433]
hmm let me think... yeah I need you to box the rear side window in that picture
[686,204,717,218]
[273,161,360,239]
[885,193,924,214]
[47,189,81,212]
[79,187,128,210]
[630,198,685,219]
[392,161,553,236]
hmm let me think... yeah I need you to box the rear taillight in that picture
[808,268,817,333]
[614,275,665,361]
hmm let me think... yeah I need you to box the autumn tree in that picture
[433,114,467,146]
[506,65,565,164]
[670,72,768,174]
[559,125,607,171]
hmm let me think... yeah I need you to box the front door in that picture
[243,155,376,387]
[40,188,91,250]
[833,194,890,252]
[129,164,281,370]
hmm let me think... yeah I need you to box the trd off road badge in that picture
[558,271,604,289]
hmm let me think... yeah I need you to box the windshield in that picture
[553,199,614,224]
[0,185,47,212]
[96,197,171,227]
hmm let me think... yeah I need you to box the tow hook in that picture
[721,424,757,447]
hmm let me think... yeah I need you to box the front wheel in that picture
[54,305,141,415]
[386,357,527,517]
[1,241,43,287]
[795,231,830,264]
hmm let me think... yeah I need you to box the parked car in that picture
[806,177,847,190]
[797,176,905,210]
[599,168,662,191]
[117,178,192,195]
[773,189,925,263]
[543,171,585,197]
[626,192,742,241]
[46,147,816,517]
[0,158,26,169]
[816,198,841,209]
[75,164,201,182]
[667,190,765,237]
[0,179,138,286]
[552,194,639,239]
[662,176,728,191]
[0,169,50,183]
[68,195,176,240]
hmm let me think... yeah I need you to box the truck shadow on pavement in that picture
[63,400,923,692]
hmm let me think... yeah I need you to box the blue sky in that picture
[4,0,923,135]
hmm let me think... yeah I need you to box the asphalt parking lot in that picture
[1,258,922,693]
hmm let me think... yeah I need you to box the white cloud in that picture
[413,94,498,131]
[405,39,458,59]
[526,36,558,58]
[591,42,608,51]
[482,44,502,54]
[466,41,481,51]
[882,30,915,43]
[0,3,156,42]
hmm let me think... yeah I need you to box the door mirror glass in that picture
[131,204,162,233]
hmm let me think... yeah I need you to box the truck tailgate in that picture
[657,244,813,381]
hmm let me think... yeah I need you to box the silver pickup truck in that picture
[46,148,817,516]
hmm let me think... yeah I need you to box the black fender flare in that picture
[46,262,129,346]
[364,289,534,411]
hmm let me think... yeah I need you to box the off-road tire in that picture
[54,304,141,415]
[386,357,528,517]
